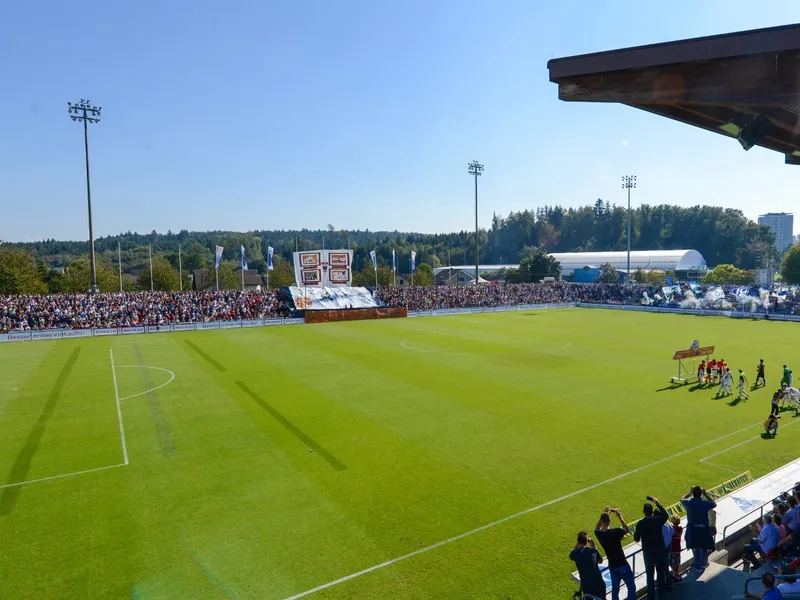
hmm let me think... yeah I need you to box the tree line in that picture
[0,202,785,294]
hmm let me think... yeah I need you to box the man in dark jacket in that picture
[570,530,607,599]
[634,496,672,599]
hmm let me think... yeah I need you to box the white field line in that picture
[0,463,126,489]
[114,365,175,401]
[109,349,129,465]
[280,420,766,600]
[700,460,740,476]
[699,417,800,463]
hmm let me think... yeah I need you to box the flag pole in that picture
[178,243,183,291]
[215,268,218,291]
[118,241,123,292]
[149,244,154,292]
[241,267,245,291]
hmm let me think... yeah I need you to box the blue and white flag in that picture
[267,246,274,271]
[369,249,377,271]
[215,245,223,270]
[665,276,674,286]
[392,249,396,272]
[411,250,416,272]
[241,245,247,271]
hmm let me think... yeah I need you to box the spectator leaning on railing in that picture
[633,495,671,599]
[570,531,607,600]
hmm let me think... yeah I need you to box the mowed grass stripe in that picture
[320,312,778,455]
[198,329,535,598]
[2,312,800,600]
[115,334,373,598]
[302,318,718,492]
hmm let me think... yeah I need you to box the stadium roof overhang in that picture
[547,23,800,164]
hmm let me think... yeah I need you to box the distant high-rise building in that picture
[758,212,794,252]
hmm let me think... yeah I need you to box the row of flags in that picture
[215,244,419,276]
[214,245,274,271]
[368,249,415,273]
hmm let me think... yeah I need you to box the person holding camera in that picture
[595,507,635,600]
[681,486,717,572]
[634,496,672,599]
[570,531,607,600]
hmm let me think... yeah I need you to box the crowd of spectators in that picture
[572,483,800,600]
[0,290,290,332]
[2,281,799,332]
[378,282,635,311]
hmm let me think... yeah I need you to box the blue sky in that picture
[1,1,798,242]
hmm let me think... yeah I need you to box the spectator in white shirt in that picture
[778,565,800,594]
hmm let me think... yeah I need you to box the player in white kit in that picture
[781,384,800,412]
[737,370,749,400]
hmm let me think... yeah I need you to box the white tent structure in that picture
[551,249,707,279]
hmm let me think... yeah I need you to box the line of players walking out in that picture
[697,359,799,437]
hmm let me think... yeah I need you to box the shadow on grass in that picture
[727,398,742,407]
[0,347,81,515]
[655,385,683,392]
[761,432,777,440]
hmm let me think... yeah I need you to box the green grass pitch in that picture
[1,308,799,599]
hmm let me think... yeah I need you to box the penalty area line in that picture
[0,463,126,489]
[279,420,764,600]
[109,348,130,465]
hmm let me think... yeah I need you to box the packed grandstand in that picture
[2,282,799,332]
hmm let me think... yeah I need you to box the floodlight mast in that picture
[622,175,637,284]
[68,99,102,293]
[468,160,484,285]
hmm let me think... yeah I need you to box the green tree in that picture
[217,262,240,290]
[353,265,395,287]
[412,263,434,286]
[182,243,212,272]
[703,264,754,285]
[265,256,295,289]
[511,248,561,282]
[596,263,619,284]
[140,257,182,291]
[0,247,47,294]
[64,258,119,293]
[781,244,800,284]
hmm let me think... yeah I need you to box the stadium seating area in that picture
[1,282,798,332]
[0,290,291,331]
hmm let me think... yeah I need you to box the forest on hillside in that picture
[8,202,776,277]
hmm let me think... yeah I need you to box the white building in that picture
[550,249,707,280]
[758,212,794,252]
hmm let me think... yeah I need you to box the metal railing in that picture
[744,574,800,596]
[721,491,791,551]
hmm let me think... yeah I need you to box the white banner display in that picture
[121,326,146,335]
[289,286,378,311]
[147,325,172,334]
[241,319,262,328]
[218,321,241,329]
[197,322,220,330]
[283,318,305,325]
[171,323,196,332]
[292,250,353,287]
[263,318,284,326]
[31,330,64,340]
[93,328,119,337]
[61,329,93,339]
